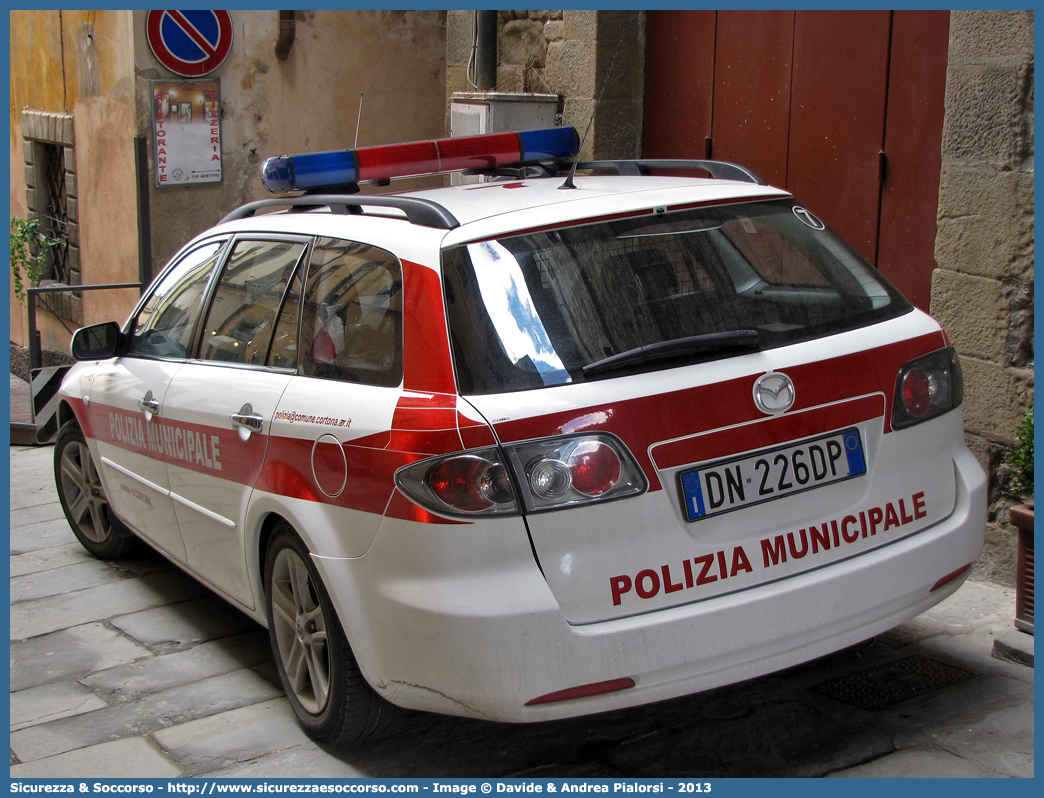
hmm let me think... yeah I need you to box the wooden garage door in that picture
[644,10,949,311]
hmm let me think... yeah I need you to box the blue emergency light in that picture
[261,127,580,193]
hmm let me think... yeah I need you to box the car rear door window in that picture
[198,238,307,365]
[299,237,403,387]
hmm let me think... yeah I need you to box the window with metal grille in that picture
[38,142,71,284]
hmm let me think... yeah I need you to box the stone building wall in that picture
[445,10,644,159]
[136,9,448,278]
[930,10,1034,584]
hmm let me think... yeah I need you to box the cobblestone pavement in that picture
[9,444,1034,779]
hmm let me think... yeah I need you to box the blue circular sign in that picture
[147,10,233,77]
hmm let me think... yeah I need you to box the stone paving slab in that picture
[109,594,263,654]
[7,445,1035,779]
[210,742,370,778]
[10,559,137,603]
[10,622,154,692]
[917,630,1035,688]
[9,444,56,509]
[827,747,1009,777]
[992,629,1035,668]
[152,698,311,776]
[10,542,94,578]
[81,630,272,703]
[10,681,110,732]
[10,571,210,641]
[10,501,68,531]
[10,736,183,779]
[10,669,285,763]
[894,700,1034,778]
[10,516,84,555]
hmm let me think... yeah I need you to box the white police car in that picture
[55,127,986,746]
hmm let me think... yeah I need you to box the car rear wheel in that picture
[264,523,398,746]
[53,421,140,559]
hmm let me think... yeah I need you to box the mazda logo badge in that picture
[753,372,796,414]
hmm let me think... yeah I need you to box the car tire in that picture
[264,523,398,746]
[53,421,140,559]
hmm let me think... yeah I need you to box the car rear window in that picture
[442,199,913,395]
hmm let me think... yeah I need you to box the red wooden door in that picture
[643,10,949,311]
[642,10,715,160]
[876,10,950,310]
[786,11,892,262]
[711,10,795,189]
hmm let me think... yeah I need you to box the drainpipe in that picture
[475,10,497,91]
[275,10,296,61]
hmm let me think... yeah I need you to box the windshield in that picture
[442,199,913,395]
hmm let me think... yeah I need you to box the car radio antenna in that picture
[354,92,364,148]
[560,37,623,190]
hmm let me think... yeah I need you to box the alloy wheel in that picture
[58,439,113,545]
[270,547,332,714]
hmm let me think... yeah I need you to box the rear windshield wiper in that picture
[582,329,760,377]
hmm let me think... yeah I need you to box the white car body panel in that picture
[316,442,983,720]
[88,357,187,561]
[163,363,295,608]
[54,165,987,728]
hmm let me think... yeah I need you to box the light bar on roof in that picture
[260,127,580,193]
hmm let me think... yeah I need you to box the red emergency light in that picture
[261,127,580,193]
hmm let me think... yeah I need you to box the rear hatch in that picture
[442,196,960,623]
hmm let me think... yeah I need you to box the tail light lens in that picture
[509,434,646,513]
[891,347,964,430]
[396,448,519,517]
[394,434,647,519]
[429,455,515,512]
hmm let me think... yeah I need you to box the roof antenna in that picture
[560,37,624,191]
[353,92,364,148]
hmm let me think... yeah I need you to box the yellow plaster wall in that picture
[10,10,138,351]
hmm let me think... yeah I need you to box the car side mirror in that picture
[71,321,124,361]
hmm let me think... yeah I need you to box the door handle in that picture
[138,390,160,419]
[231,403,264,433]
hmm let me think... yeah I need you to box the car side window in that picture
[266,266,304,370]
[198,239,307,365]
[128,241,225,358]
[300,237,402,387]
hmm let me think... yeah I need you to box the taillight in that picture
[394,434,647,519]
[429,456,515,512]
[508,434,646,513]
[397,448,519,517]
[892,347,964,430]
[562,439,622,497]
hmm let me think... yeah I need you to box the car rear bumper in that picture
[314,446,986,723]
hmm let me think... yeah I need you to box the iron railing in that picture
[26,283,143,371]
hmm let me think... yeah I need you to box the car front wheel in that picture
[264,523,398,746]
[53,421,139,559]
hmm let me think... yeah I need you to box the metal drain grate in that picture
[812,655,977,710]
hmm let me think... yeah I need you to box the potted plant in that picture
[1007,412,1033,634]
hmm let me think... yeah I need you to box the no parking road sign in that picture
[147,10,233,77]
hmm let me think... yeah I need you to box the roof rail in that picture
[575,160,767,186]
[219,194,460,230]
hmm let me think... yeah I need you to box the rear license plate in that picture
[680,428,867,522]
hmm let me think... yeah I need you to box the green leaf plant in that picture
[10,217,64,305]
[1008,411,1034,500]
